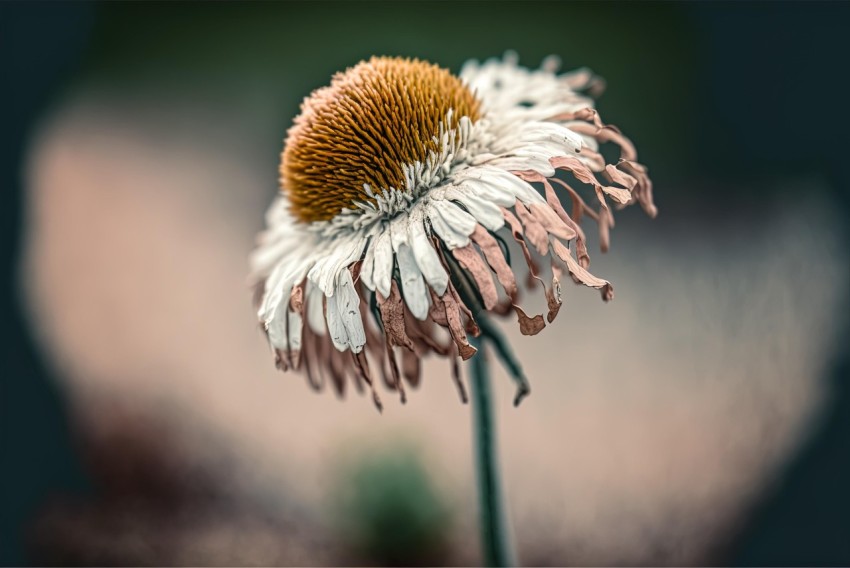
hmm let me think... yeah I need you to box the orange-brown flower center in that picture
[281,57,482,223]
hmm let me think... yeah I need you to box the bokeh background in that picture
[3,1,849,566]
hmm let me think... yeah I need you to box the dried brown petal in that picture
[551,239,614,301]
[384,336,404,398]
[513,304,546,335]
[598,206,612,253]
[441,288,477,360]
[452,244,499,310]
[502,207,550,306]
[514,201,550,255]
[470,225,518,300]
[619,159,657,218]
[354,350,383,411]
[274,348,288,372]
[301,330,325,391]
[327,340,349,396]
[447,281,480,338]
[545,178,591,267]
[377,281,416,351]
[289,284,304,312]
[548,261,564,323]
[529,202,577,241]
[401,348,421,389]
[549,106,603,127]
[604,163,637,192]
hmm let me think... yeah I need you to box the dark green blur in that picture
[329,444,451,566]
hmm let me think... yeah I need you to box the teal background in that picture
[2,1,848,565]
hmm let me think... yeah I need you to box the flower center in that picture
[281,57,482,223]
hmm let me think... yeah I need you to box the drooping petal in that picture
[449,168,517,207]
[470,225,517,300]
[287,309,304,366]
[324,289,349,352]
[371,229,394,298]
[396,243,430,320]
[550,238,614,301]
[514,201,550,255]
[407,208,449,295]
[306,282,326,335]
[335,268,367,353]
[432,288,476,360]
[452,245,499,310]
[378,281,416,351]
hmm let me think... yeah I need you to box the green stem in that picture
[477,316,531,407]
[469,335,515,567]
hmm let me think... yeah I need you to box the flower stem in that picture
[469,335,516,567]
[477,316,531,407]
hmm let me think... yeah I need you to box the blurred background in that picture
[2,1,849,565]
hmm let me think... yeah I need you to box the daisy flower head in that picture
[251,52,656,409]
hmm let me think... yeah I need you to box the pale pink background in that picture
[19,92,848,565]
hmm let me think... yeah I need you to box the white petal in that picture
[450,169,516,207]
[427,201,473,249]
[250,235,294,279]
[335,269,366,353]
[443,186,505,232]
[389,214,409,250]
[433,198,478,233]
[307,235,366,297]
[478,167,545,205]
[287,310,303,351]
[267,301,288,350]
[360,235,376,291]
[372,229,394,298]
[306,283,326,335]
[258,261,289,324]
[408,208,449,295]
[396,243,430,320]
[324,289,349,352]
[260,258,311,326]
[534,122,585,151]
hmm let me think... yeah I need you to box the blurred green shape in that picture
[330,443,452,566]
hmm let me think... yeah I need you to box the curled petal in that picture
[354,351,382,411]
[513,304,545,335]
[550,238,614,301]
[548,260,563,323]
[432,288,477,360]
[546,178,591,266]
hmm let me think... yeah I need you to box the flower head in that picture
[251,53,656,408]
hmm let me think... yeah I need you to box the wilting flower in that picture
[250,52,656,408]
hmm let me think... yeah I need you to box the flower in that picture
[250,52,656,409]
